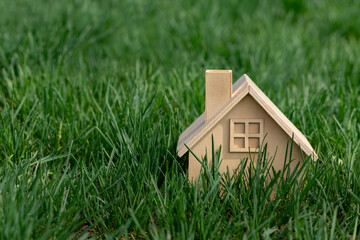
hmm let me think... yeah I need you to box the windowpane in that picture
[234,137,245,148]
[234,123,245,134]
[249,123,260,134]
[249,137,260,148]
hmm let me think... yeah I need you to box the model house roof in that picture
[177,74,318,160]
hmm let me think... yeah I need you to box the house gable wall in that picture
[188,94,303,181]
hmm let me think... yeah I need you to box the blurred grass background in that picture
[0,0,359,239]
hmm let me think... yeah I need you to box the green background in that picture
[0,0,359,239]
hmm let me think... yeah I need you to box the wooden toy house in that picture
[177,70,318,181]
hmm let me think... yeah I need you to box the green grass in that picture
[0,0,359,239]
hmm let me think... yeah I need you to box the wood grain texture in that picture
[177,73,318,161]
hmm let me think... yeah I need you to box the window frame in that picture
[229,119,264,152]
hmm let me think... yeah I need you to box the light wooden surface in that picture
[177,71,318,180]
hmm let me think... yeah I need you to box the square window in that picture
[230,119,264,152]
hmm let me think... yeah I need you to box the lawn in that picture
[0,0,359,239]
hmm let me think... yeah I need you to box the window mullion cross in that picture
[229,118,263,152]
